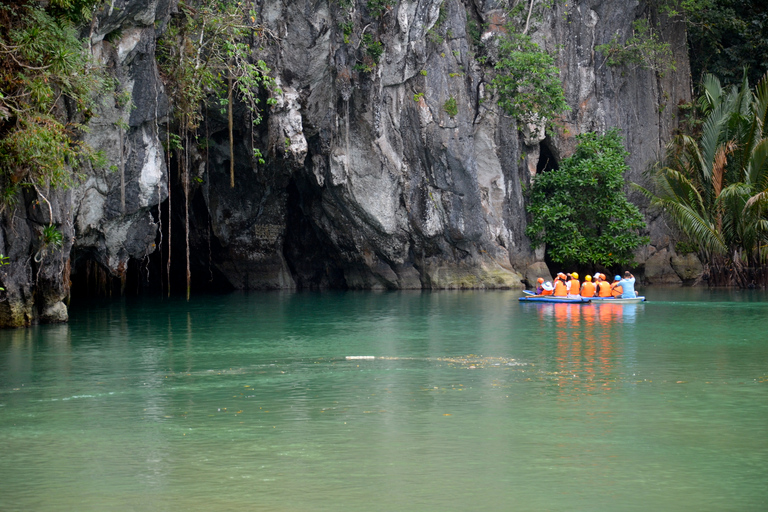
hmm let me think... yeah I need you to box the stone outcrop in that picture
[0,0,694,326]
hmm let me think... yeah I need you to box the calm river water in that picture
[1,288,767,511]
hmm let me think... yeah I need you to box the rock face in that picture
[0,0,693,326]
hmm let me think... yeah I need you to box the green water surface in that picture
[1,288,767,511]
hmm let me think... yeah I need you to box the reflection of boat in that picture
[519,296,591,303]
[590,297,646,304]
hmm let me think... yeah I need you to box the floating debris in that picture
[346,356,375,360]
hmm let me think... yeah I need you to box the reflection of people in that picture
[617,271,637,298]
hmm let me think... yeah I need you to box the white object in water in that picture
[346,356,375,360]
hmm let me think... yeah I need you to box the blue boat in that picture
[518,295,592,303]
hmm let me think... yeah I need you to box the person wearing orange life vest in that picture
[610,275,623,298]
[553,273,568,297]
[580,274,596,297]
[567,272,580,298]
[595,273,612,297]
[540,281,554,295]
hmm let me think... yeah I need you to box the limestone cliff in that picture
[0,0,692,327]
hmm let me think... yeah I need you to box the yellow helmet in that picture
[571,272,579,279]
[585,275,592,281]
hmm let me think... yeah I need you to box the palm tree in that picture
[638,70,768,286]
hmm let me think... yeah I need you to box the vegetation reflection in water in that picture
[1,289,767,512]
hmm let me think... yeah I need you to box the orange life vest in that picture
[541,288,553,296]
[580,281,596,297]
[597,281,612,297]
[611,284,623,298]
[569,279,580,294]
[553,279,568,296]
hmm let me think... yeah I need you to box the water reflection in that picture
[532,303,644,397]
[1,290,767,511]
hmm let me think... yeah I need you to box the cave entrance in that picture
[536,138,559,174]
[282,156,348,290]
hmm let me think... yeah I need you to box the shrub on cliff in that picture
[0,2,108,194]
[526,129,648,267]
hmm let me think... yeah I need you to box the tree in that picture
[526,129,649,267]
[492,30,570,129]
[637,71,768,286]
[679,0,768,86]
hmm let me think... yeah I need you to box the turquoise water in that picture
[1,288,767,511]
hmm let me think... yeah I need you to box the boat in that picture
[589,296,646,304]
[518,295,592,303]
[521,290,646,304]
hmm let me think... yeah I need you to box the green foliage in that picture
[413,92,425,102]
[443,96,458,117]
[366,0,394,18]
[0,252,8,291]
[0,4,109,190]
[41,224,64,251]
[665,0,768,86]
[363,33,384,64]
[638,71,768,282]
[526,129,649,267]
[595,19,676,74]
[340,21,354,44]
[491,32,570,128]
[466,11,484,48]
[426,2,448,44]
[156,0,279,135]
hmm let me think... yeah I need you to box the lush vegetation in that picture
[492,31,570,127]
[527,129,648,267]
[595,18,676,75]
[638,71,768,286]
[0,1,107,198]
[675,0,768,86]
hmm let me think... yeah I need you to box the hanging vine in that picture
[156,0,280,299]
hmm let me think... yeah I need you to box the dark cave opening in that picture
[282,172,348,290]
[536,139,559,174]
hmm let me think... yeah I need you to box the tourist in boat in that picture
[567,272,580,298]
[580,275,596,297]
[595,273,612,297]
[541,281,554,295]
[610,275,623,298]
[553,273,568,296]
[617,271,637,298]
[535,277,545,294]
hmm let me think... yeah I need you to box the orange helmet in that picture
[537,277,544,284]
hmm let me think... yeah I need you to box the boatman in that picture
[617,271,637,298]
[580,275,596,297]
[610,275,623,298]
[535,277,545,295]
[567,272,580,298]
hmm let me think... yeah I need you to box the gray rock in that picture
[0,0,694,325]
[671,252,704,282]
[644,248,682,285]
